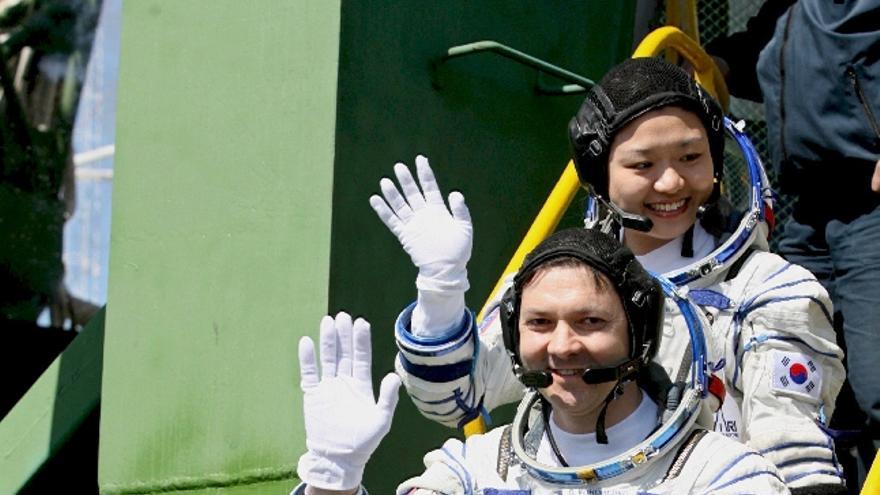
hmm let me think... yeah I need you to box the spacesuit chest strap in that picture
[663,428,709,481]
[497,425,514,481]
[724,246,757,282]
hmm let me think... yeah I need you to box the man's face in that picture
[518,264,630,430]
[607,106,715,255]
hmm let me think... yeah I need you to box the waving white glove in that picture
[370,156,473,337]
[297,312,401,492]
[370,155,473,293]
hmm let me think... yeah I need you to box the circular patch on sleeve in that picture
[789,363,808,384]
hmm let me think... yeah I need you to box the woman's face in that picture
[607,106,715,255]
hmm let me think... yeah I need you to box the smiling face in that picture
[607,106,715,255]
[518,263,632,433]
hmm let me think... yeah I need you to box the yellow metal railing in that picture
[863,449,880,495]
[632,26,729,112]
[664,0,700,47]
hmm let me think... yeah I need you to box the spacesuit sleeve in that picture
[732,258,846,490]
[394,301,525,428]
[394,437,474,494]
[395,428,506,494]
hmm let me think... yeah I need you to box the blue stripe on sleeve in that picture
[399,354,472,382]
[395,302,475,357]
[440,446,474,495]
[708,469,786,492]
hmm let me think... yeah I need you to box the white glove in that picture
[369,155,473,336]
[297,312,401,491]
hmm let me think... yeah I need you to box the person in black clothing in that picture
[707,1,880,492]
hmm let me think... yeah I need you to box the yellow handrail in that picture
[863,449,880,495]
[665,0,700,46]
[632,26,729,111]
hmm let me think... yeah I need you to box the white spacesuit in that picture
[372,58,845,493]
[293,229,789,495]
[396,398,787,494]
[394,246,844,491]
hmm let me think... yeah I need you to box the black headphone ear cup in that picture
[499,285,520,365]
[621,272,665,365]
[570,90,613,198]
[634,283,665,362]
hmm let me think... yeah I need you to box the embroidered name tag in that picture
[483,490,530,495]
[770,350,823,401]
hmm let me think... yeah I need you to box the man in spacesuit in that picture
[293,228,788,494]
[370,58,846,493]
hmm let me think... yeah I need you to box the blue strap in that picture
[688,289,733,309]
[398,354,472,382]
[816,422,864,445]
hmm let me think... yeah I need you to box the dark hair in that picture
[518,255,610,294]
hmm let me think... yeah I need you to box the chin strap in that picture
[540,397,570,467]
[583,358,641,445]
[681,224,695,258]
[542,380,626,456]
[594,381,625,444]
[522,356,642,446]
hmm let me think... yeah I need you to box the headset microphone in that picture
[606,200,654,233]
[581,359,642,385]
[518,370,553,388]
[588,192,654,234]
[518,359,642,388]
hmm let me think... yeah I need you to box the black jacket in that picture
[710,1,880,194]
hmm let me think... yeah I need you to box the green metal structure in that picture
[1,1,637,493]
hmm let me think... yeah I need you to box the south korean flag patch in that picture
[771,351,823,401]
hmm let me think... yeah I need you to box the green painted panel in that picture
[99,1,341,493]
[140,479,294,495]
[0,308,104,494]
[100,1,635,494]
[327,2,636,493]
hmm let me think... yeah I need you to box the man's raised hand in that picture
[297,312,401,492]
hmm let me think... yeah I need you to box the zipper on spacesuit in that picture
[846,66,880,142]
[777,5,796,163]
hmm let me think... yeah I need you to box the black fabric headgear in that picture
[500,228,663,374]
[568,57,724,201]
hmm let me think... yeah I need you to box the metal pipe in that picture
[441,40,594,93]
